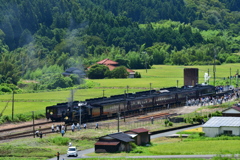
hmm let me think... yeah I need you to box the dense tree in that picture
[110,66,129,78]
[87,64,109,79]
[0,0,239,90]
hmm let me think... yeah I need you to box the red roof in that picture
[97,59,118,65]
[95,141,120,146]
[130,128,149,133]
[126,68,135,73]
[106,64,117,71]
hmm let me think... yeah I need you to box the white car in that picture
[67,146,78,157]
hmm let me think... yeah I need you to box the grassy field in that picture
[0,89,144,115]
[91,64,240,88]
[0,64,239,116]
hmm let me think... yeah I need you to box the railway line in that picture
[0,109,176,141]
[0,121,62,141]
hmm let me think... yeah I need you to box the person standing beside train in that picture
[51,124,55,132]
[56,125,60,133]
[76,123,80,131]
[61,129,65,137]
[95,122,98,129]
[71,123,75,132]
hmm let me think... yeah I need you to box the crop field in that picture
[0,89,144,116]
[0,64,239,116]
[91,64,240,88]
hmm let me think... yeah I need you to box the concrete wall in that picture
[203,127,220,137]
[220,126,240,136]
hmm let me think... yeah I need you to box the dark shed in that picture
[125,128,150,146]
[95,132,134,153]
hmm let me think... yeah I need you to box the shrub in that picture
[0,85,12,92]
[164,120,169,126]
[168,122,173,126]
[130,147,143,153]
[198,132,205,136]
[130,142,137,149]
[48,136,70,145]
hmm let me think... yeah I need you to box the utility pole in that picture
[230,67,232,86]
[124,90,126,122]
[117,112,120,132]
[78,103,82,129]
[237,69,239,88]
[208,68,210,84]
[150,83,152,95]
[32,111,35,138]
[213,49,216,86]
[176,80,179,88]
[12,91,14,121]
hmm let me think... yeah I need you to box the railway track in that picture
[0,121,53,133]
[0,121,66,141]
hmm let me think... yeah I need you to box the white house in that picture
[202,117,240,137]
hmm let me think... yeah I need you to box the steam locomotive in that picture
[46,84,232,124]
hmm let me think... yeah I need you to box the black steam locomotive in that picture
[46,84,232,123]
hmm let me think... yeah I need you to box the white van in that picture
[67,146,78,157]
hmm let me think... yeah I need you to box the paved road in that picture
[48,125,207,160]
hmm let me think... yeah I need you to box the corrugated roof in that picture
[108,132,134,142]
[203,117,240,127]
[95,141,120,146]
[130,128,150,133]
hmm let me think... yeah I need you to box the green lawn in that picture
[91,64,240,88]
[148,140,240,155]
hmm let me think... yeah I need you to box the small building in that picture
[222,104,240,117]
[202,117,240,137]
[62,67,85,77]
[95,132,134,153]
[125,128,150,145]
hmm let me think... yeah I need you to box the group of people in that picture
[50,122,99,135]
[51,124,66,136]
[35,130,43,138]
[186,93,237,107]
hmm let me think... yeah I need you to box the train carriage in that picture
[46,84,229,124]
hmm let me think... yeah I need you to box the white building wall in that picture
[203,126,240,137]
[220,126,240,136]
[203,127,220,137]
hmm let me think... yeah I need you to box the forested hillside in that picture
[0,0,240,91]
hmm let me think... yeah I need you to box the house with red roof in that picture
[94,58,135,78]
